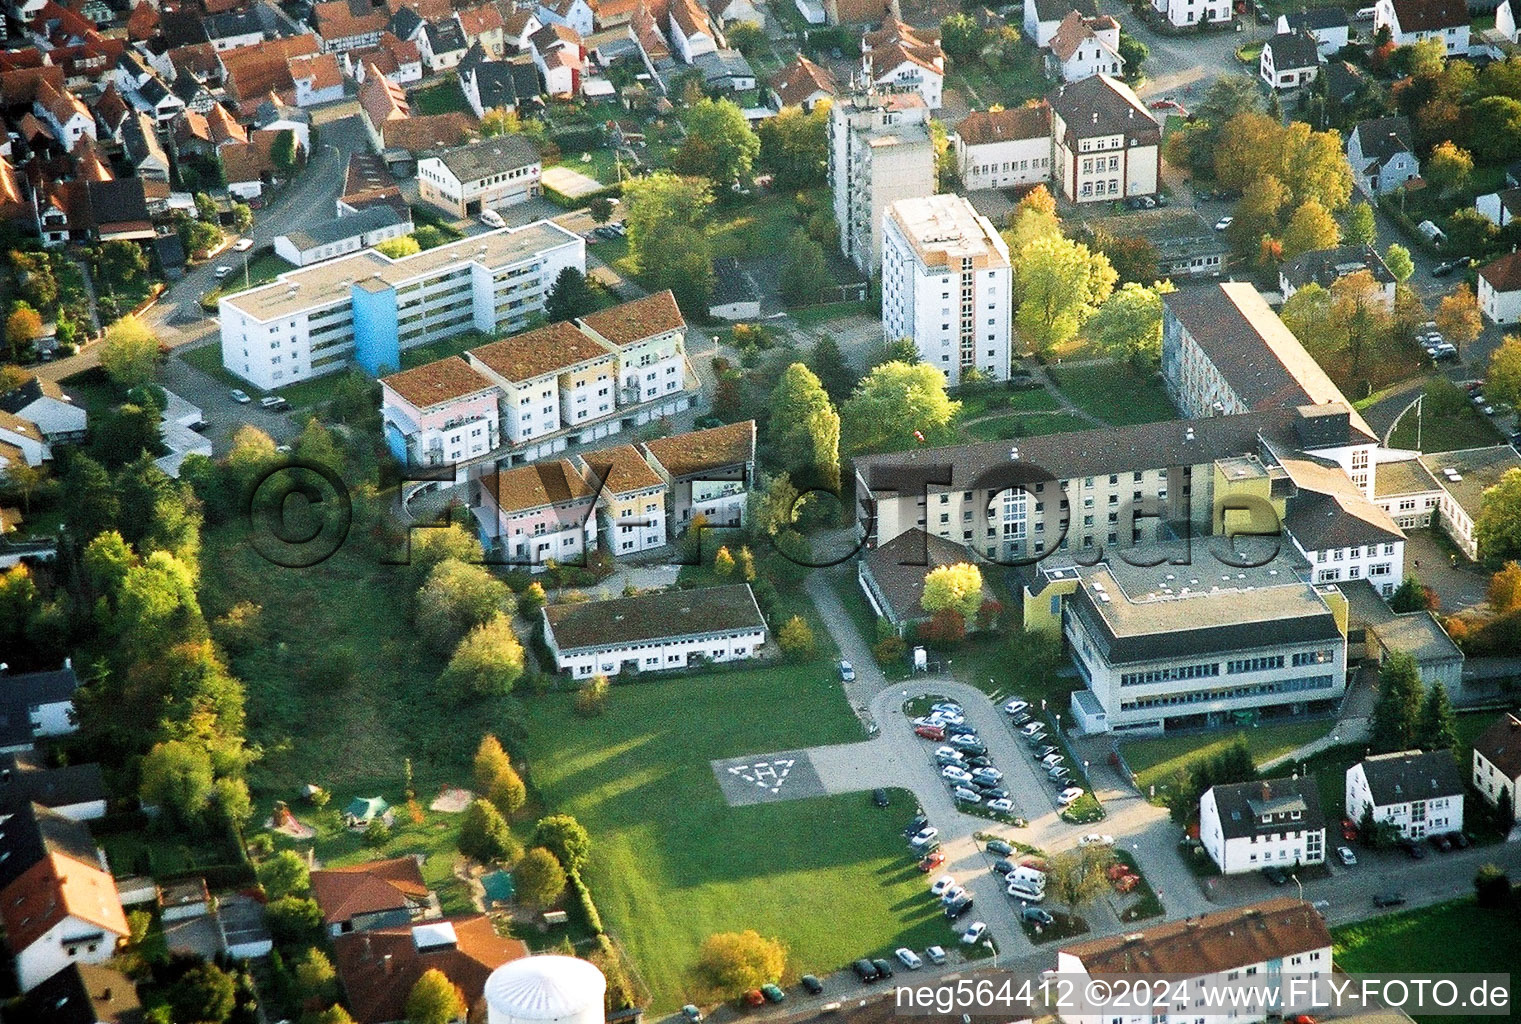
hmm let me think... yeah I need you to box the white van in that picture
[1007,866,1047,893]
[1355,5,1376,18]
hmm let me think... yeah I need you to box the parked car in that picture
[930,875,957,896]
[1080,834,1115,847]
[1337,846,1357,866]
[1034,745,1059,759]
[1004,698,1029,715]
[1057,786,1084,805]
[944,895,974,919]
[952,786,983,803]
[992,858,1018,876]
[1373,891,1406,907]
[839,660,855,682]
[986,839,1014,856]
[949,737,986,754]
[924,945,947,965]
[963,756,994,770]
[1010,712,1033,726]
[230,388,251,404]
[931,702,962,715]
[1401,839,1427,860]
[214,265,233,279]
[744,990,765,1007]
[988,798,1015,813]
[977,786,1011,800]
[1341,818,1358,841]
[479,209,506,228]
[1429,833,1453,852]
[682,1006,703,1023]
[1019,721,1045,738]
[872,789,890,808]
[1262,866,1290,885]
[934,752,963,768]
[936,712,968,727]
[945,722,978,737]
[895,948,923,970]
[1025,732,1049,747]
[918,852,945,872]
[939,883,966,908]
[916,724,947,741]
[971,767,1003,784]
[1214,216,1234,231]
[871,959,894,979]
[910,827,939,847]
[1287,1015,1318,1024]
[1022,906,1055,926]
[801,976,824,995]
[942,765,973,783]
[961,921,988,945]
[1007,881,1045,901]
[1433,260,1458,277]
[905,813,928,834]
[761,984,785,1004]
[259,395,288,410]
[1047,767,1071,781]
[1040,752,1065,767]
[1451,831,1471,848]
[853,959,879,983]
[232,238,254,252]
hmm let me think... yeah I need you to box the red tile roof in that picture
[0,852,128,954]
[1479,251,1521,293]
[310,856,429,926]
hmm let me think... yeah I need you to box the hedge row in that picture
[566,865,604,935]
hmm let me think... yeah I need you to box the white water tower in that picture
[484,955,606,1024]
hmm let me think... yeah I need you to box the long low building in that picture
[542,584,768,677]
[219,220,584,391]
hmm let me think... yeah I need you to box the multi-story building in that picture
[1049,75,1160,203]
[881,194,1012,386]
[1149,0,1232,28]
[578,291,689,409]
[1024,0,1101,47]
[1046,11,1124,84]
[218,221,584,390]
[1277,8,1350,54]
[467,321,619,445]
[1347,116,1419,196]
[1200,777,1327,874]
[953,103,1052,191]
[1374,446,1521,561]
[640,420,757,531]
[1260,29,1322,90]
[577,444,668,554]
[861,16,943,109]
[1052,553,1348,735]
[1346,749,1464,840]
[472,460,597,567]
[416,135,543,218]
[1278,244,1397,307]
[828,90,936,273]
[542,584,767,677]
[1374,0,1470,53]
[379,358,501,467]
[1478,250,1521,325]
[1472,712,1521,822]
[1057,898,1332,1024]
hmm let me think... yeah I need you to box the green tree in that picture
[1477,467,1521,563]
[63,454,118,541]
[589,196,616,223]
[841,361,961,454]
[777,614,816,658]
[624,172,712,262]
[257,849,311,900]
[1330,269,1390,371]
[727,20,764,53]
[1015,235,1116,353]
[272,129,299,175]
[181,218,221,257]
[940,12,986,59]
[1417,683,1458,752]
[4,462,48,514]
[139,739,215,826]
[458,799,520,864]
[1474,864,1511,908]
[1435,284,1483,357]
[1389,575,1434,612]
[1004,183,1062,254]
[99,315,159,390]
[376,235,422,258]
[1087,281,1170,365]
[648,225,714,311]
[1385,243,1415,284]
[808,336,858,405]
[533,814,592,872]
[5,304,41,360]
[1118,32,1148,77]
[1487,336,1521,409]
[1280,199,1341,259]
[756,104,829,189]
[693,930,788,999]
[1425,140,1473,197]
[473,734,513,795]
[416,558,514,653]
[170,961,237,1024]
[778,230,830,306]
[1442,208,1497,261]
[514,846,568,907]
[194,191,218,222]
[406,968,466,1024]
[921,563,984,621]
[673,97,761,184]
[1046,846,1115,920]
[407,524,485,585]
[295,947,338,1004]
[488,763,526,819]
[1369,651,1424,753]
[267,895,323,944]
[1470,96,1521,164]
[231,202,253,233]
[440,612,525,700]
[544,266,598,322]
[1345,201,1377,247]
[770,362,840,491]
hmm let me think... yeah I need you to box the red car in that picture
[1341,818,1358,841]
[915,724,946,741]
[1288,1015,1318,1024]
[918,851,946,872]
[744,990,765,1007]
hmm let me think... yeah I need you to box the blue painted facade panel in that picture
[351,282,400,376]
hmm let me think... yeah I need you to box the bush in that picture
[777,615,816,658]
[459,799,521,865]
[872,635,906,665]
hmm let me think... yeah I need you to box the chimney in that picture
[383,954,394,975]
[364,935,372,960]
[1261,781,1271,800]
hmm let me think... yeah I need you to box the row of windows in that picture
[1118,674,1335,711]
[1120,662,1221,688]
[1227,655,1284,674]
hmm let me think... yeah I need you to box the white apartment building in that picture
[1057,898,1333,1024]
[379,357,502,467]
[1346,749,1465,840]
[578,445,668,554]
[473,460,598,568]
[953,104,1052,191]
[218,221,584,390]
[1150,0,1232,28]
[829,90,936,273]
[1049,75,1160,203]
[1200,777,1327,874]
[1478,251,1521,325]
[1047,11,1124,84]
[641,419,757,531]
[1374,0,1470,54]
[882,195,1012,386]
[578,293,689,408]
[1472,712,1521,822]
[467,321,619,444]
[861,17,944,109]
[542,584,767,677]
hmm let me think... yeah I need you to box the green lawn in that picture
[962,412,1091,441]
[1122,721,1332,801]
[1334,897,1521,1024]
[957,388,1061,418]
[551,149,623,186]
[521,669,949,1011]
[180,343,348,408]
[410,80,470,115]
[708,193,815,261]
[1047,362,1178,426]
[945,45,1047,109]
[1389,395,1502,453]
[788,300,875,326]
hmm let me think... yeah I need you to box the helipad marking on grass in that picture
[728,758,795,793]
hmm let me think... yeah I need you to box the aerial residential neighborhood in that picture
[4,0,1521,1019]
